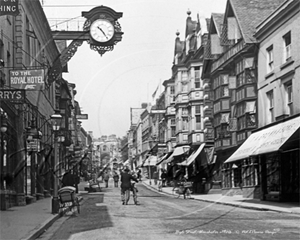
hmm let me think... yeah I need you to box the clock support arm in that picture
[48,31,89,84]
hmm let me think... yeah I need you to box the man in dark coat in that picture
[62,171,75,188]
[120,168,138,205]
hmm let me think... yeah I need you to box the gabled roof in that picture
[210,13,224,36]
[227,0,286,43]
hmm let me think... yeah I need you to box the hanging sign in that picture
[10,69,45,90]
[76,114,88,120]
[0,0,19,16]
[0,89,25,103]
[27,139,40,152]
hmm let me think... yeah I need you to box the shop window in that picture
[242,158,259,187]
[223,165,232,188]
[232,164,242,188]
[266,155,280,194]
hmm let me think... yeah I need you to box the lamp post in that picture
[50,111,63,214]
[0,110,8,190]
[183,146,190,178]
[26,119,42,198]
[148,157,152,185]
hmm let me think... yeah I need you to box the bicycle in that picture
[123,182,138,205]
[172,181,193,199]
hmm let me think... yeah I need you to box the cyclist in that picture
[120,167,139,205]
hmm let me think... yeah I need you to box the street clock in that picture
[82,6,123,56]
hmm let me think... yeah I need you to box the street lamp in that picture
[50,110,63,214]
[0,110,8,190]
[148,156,152,185]
[26,119,42,198]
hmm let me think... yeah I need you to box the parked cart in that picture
[58,186,80,214]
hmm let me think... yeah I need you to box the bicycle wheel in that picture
[185,188,191,199]
[173,187,180,198]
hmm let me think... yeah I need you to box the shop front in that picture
[224,115,300,201]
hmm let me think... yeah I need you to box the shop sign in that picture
[27,139,40,152]
[10,69,45,90]
[0,89,25,103]
[76,114,88,120]
[0,0,19,16]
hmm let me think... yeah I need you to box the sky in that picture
[42,0,227,138]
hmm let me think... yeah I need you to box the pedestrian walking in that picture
[103,171,110,188]
[137,168,142,181]
[113,171,119,187]
[120,167,139,205]
[160,169,167,187]
[153,169,159,185]
[61,170,75,188]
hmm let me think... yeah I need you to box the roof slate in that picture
[229,0,286,43]
[211,13,224,36]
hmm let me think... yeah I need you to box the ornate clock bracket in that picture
[48,6,123,84]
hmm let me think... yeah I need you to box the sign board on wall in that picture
[0,0,19,16]
[10,69,45,90]
[0,89,25,103]
[76,114,88,120]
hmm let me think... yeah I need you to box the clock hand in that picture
[97,26,109,39]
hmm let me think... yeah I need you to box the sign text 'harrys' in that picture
[0,89,25,103]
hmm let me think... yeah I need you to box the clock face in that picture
[90,19,114,43]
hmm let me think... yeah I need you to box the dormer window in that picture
[227,17,241,43]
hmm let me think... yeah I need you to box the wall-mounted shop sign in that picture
[76,114,88,120]
[0,89,25,103]
[27,139,40,152]
[10,69,45,90]
[0,0,19,16]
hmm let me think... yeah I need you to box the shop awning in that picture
[173,145,190,156]
[225,116,300,163]
[156,152,172,165]
[177,143,205,166]
[165,152,174,164]
[143,155,157,166]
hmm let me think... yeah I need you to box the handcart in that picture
[58,186,80,214]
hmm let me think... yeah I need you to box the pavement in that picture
[142,179,300,214]
[0,179,299,240]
